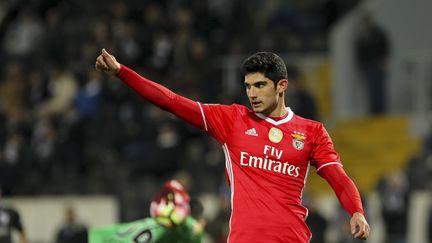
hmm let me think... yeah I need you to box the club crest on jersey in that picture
[268,127,283,143]
[291,131,306,150]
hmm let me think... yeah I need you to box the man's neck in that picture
[268,102,287,118]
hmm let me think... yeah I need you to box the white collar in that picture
[255,107,294,126]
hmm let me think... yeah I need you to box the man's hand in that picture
[95,48,120,76]
[350,212,370,240]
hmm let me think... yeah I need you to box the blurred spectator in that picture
[377,171,409,243]
[2,7,43,60]
[406,124,432,191]
[304,196,328,243]
[405,155,430,191]
[1,128,33,195]
[27,69,49,110]
[3,132,25,166]
[30,116,59,179]
[337,221,363,243]
[41,7,66,63]
[74,69,103,120]
[0,187,28,243]
[55,207,88,243]
[115,21,141,66]
[38,66,78,117]
[150,31,174,74]
[354,12,390,115]
[285,65,318,120]
[0,62,28,117]
[336,192,368,243]
[206,183,231,243]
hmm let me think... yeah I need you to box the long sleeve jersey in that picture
[116,65,364,243]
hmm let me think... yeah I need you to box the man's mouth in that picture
[251,101,262,108]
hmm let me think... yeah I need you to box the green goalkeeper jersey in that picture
[89,216,204,243]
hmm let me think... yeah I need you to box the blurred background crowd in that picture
[0,0,431,242]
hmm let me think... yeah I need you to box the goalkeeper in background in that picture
[89,180,205,243]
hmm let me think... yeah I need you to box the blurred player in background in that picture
[95,50,369,242]
[56,207,88,243]
[0,188,28,243]
[89,180,204,243]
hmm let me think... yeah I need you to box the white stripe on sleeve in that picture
[222,143,234,243]
[196,102,208,131]
[316,162,343,173]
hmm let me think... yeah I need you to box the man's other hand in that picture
[350,212,370,240]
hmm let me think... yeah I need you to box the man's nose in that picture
[247,87,257,98]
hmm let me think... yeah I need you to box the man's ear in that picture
[277,79,288,93]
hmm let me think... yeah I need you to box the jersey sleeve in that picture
[318,165,365,216]
[89,222,131,243]
[116,65,205,130]
[310,123,342,171]
[89,218,163,243]
[116,65,239,144]
[198,103,238,144]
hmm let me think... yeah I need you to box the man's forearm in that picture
[318,165,364,216]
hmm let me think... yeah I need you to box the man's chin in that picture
[252,107,264,113]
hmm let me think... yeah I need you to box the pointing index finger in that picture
[102,48,111,57]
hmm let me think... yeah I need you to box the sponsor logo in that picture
[245,128,258,136]
[291,131,306,150]
[239,145,300,177]
[240,152,300,177]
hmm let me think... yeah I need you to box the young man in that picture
[95,50,370,242]
[89,180,204,243]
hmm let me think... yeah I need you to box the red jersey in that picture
[116,65,364,243]
[198,104,340,242]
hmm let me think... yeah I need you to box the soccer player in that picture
[95,49,370,242]
[89,180,204,243]
[0,188,28,243]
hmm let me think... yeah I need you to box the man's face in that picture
[244,72,285,116]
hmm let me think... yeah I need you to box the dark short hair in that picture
[241,52,288,84]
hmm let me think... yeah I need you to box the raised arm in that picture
[95,49,205,129]
[318,165,370,240]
